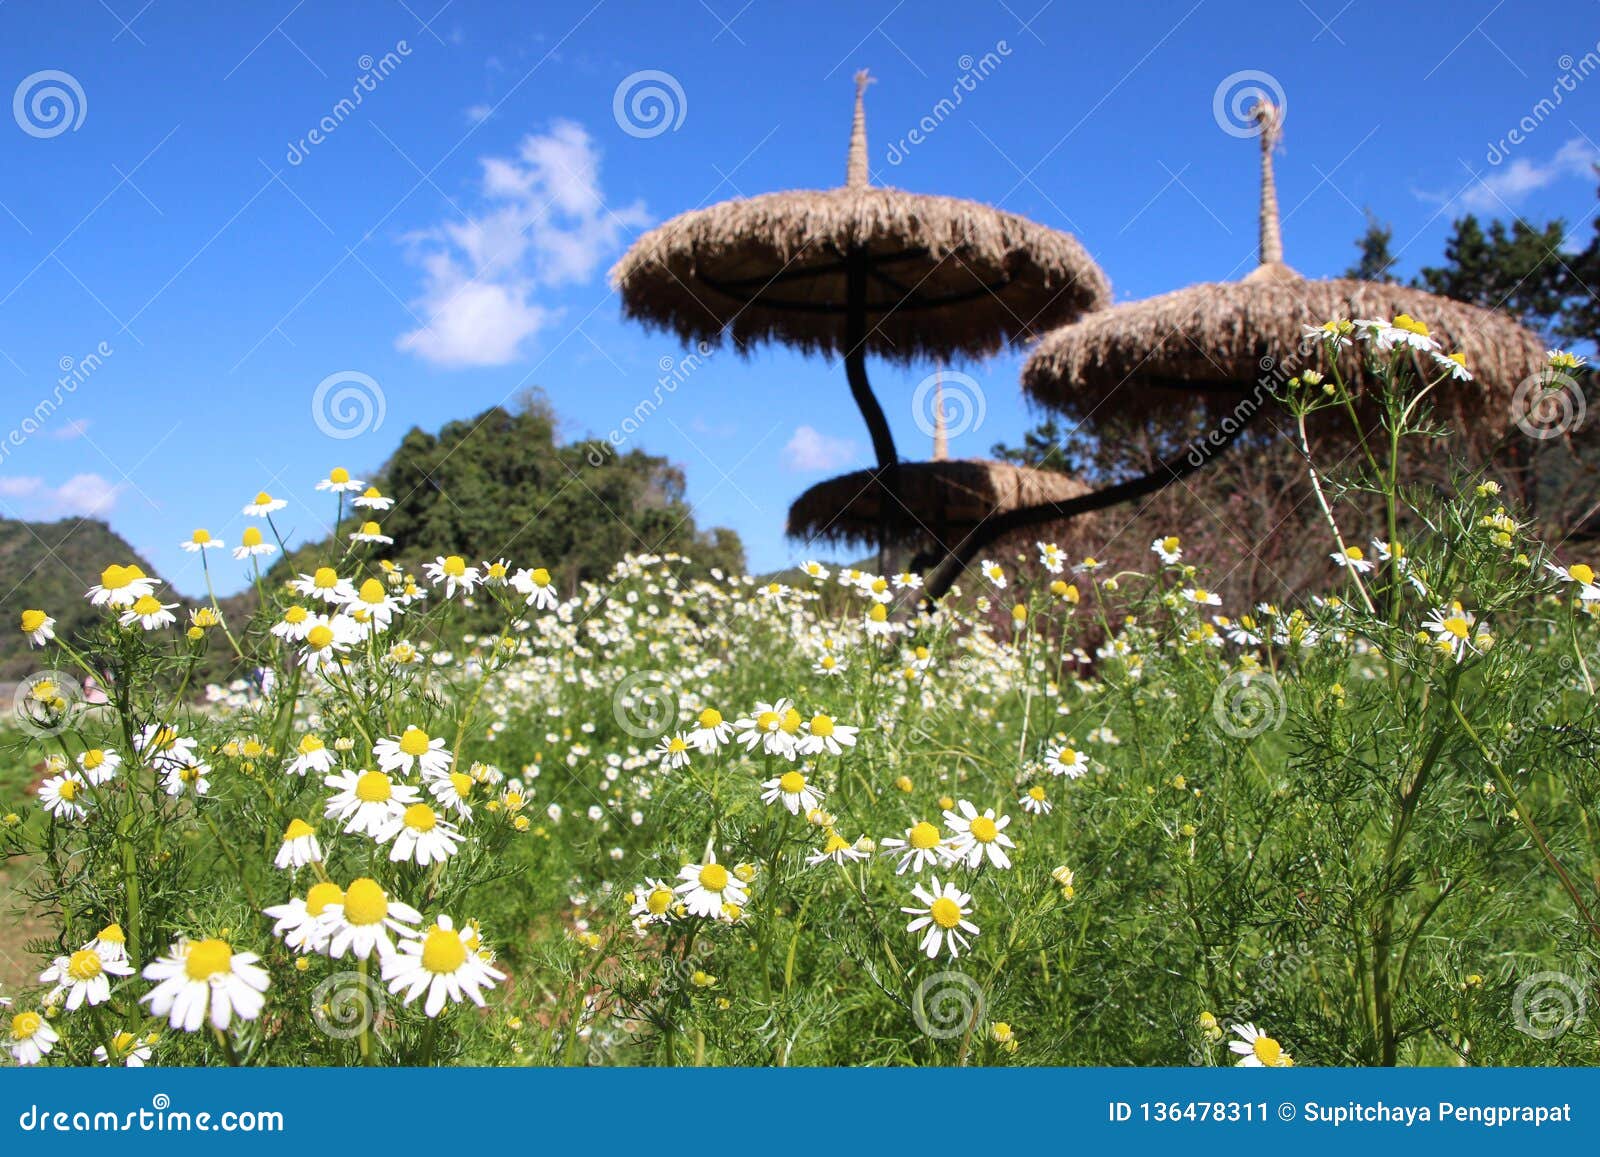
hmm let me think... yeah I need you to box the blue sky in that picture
[2,0,1598,596]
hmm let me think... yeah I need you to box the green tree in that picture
[1416,214,1572,338]
[1345,210,1398,283]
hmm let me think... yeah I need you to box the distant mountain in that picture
[0,517,167,681]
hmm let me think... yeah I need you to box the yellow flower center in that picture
[667,737,687,754]
[420,925,467,974]
[969,816,998,843]
[448,772,474,799]
[398,727,432,757]
[354,771,393,803]
[240,527,264,547]
[1442,617,1470,640]
[359,578,387,605]
[1392,314,1429,336]
[1162,537,1180,553]
[1028,785,1047,801]
[909,821,941,850]
[358,522,381,537]
[871,578,888,594]
[362,487,382,499]
[1570,564,1595,585]
[283,818,316,840]
[131,595,162,615]
[283,606,309,625]
[779,708,802,734]
[57,779,79,801]
[100,564,131,590]
[403,803,437,832]
[191,529,212,545]
[755,711,779,732]
[11,1012,42,1040]
[253,491,273,505]
[297,735,324,755]
[183,939,234,981]
[96,923,124,944]
[306,625,334,649]
[66,948,104,981]
[21,609,48,631]
[1252,1035,1283,1065]
[241,739,265,758]
[647,887,674,915]
[778,771,807,794]
[313,567,338,589]
[530,568,551,587]
[341,878,389,925]
[810,714,834,737]
[443,555,466,577]
[81,749,105,770]
[868,604,888,622]
[329,468,350,483]
[929,897,963,929]
[698,863,729,891]
[304,881,343,917]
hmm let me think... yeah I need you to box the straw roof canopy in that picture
[1021,100,1546,436]
[611,73,1110,365]
[787,459,1096,550]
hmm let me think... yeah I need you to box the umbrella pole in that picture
[921,403,1266,600]
[844,246,900,571]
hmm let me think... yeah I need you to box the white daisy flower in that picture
[760,769,823,815]
[892,571,923,590]
[1152,536,1183,565]
[980,560,1007,589]
[424,555,481,598]
[807,829,870,866]
[944,800,1015,870]
[321,877,422,961]
[813,653,847,677]
[863,603,900,637]
[273,818,323,870]
[1424,603,1481,663]
[800,561,830,581]
[510,566,559,610]
[181,529,224,553]
[119,594,178,631]
[903,877,979,959]
[628,878,679,926]
[263,881,346,954]
[19,609,55,647]
[86,564,157,608]
[161,759,212,798]
[1546,560,1600,601]
[348,521,393,545]
[654,733,693,769]
[1181,587,1222,607]
[243,491,287,517]
[76,747,121,786]
[674,853,748,919]
[798,712,857,756]
[286,733,337,777]
[425,768,478,819]
[86,923,128,965]
[292,566,356,604]
[687,707,733,754]
[7,1010,58,1065]
[373,726,452,778]
[1019,784,1052,815]
[381,915,505,1018]
[353,486,394,510]
[1037,542,1066,573]
[140,937,270,1032]
[1229,1022,1293,1067]
[381,803,462,866]
[324,768,420,838]
[879,821,950,875]
[1330,545,1373,573]
[94,1030,156,1067]
[38,771,89,820]
[232,527,277,560]
[315,467,364,493]
[732,699,802,759]
[40,945,134,1010]
[1045,743,1090,779]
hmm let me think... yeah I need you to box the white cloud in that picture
[50,418,90,440]
[781,426,860,473]
[0,473,122,516]
[397,120,649,368]
[464,104,493,125]
[1459,137,1598,212]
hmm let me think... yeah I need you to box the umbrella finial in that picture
[1253,98,1284,268]
[847,69,874,188]
[932,366,949,461]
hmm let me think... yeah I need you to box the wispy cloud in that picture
[464,104,493,125]
[1456,138,1598,213]
[781,426,859,473]
[397,120,649,368]
[49,418,91,440]
[0,473,123,517]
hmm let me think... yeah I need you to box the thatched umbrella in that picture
[1020,101,1546,435]
[610,70,1110,475]
[919,98,1547,599]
